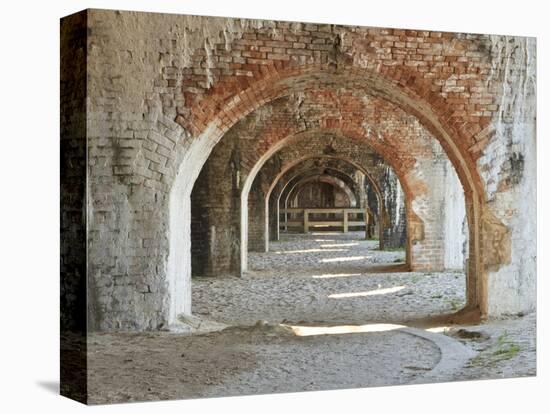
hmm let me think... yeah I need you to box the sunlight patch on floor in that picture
[285,323,406,336]
[320,243,359,248]
[425,326,450,333]
[275,248,348,254]
[328,285,406,298]
[320,255,370,263]
[311,273,362,279]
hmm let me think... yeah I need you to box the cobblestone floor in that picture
[193,232,467,324]
[86,232,536,404]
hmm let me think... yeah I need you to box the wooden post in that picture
[343,209,348,233]
[303,209,309,233]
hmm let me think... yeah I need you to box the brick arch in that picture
[280,168,363,212]
[267,156,385,215]
[239,128,393,264]
[238,127,397,272]
[277,165,364,204]
[178,64,489,164]
[263,154,397,261]
[277,168,376,242]
[240,122,430,265]
[260,131,400,205]
[169,65,488,328]
[176,64,484,200]
[288,174,357,208]
[281,167,363,210]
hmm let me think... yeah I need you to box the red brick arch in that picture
[287,174,358,208]
[169,64,490,325]
[272,159,383,247]
[263,154,397,261]
[239,128,394,264]
[177,64,485,196]
[278,167,364,210]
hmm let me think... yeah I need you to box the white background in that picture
[0,0,547,412]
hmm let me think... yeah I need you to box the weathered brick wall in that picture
[379,166,407,249]
[70,9,536,330]
[365,182,381,237]
[444,158,468,270]
[60,11,88,333]
[249,154,284,250]
[60,10,88,402]
[409,142,455,271]
[190,141,241,276]
[477,37,536,315]
[247,178,267,252]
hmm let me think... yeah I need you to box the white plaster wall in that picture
[167,122,223,328]
[484,119,536,315]
[409,139,467,272]
[443,159,468,270]
[481,36,536,316]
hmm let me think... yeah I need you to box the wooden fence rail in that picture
[280,208,370,233]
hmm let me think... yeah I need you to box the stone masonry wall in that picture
[247,178,267,252]
[60,11,88,333]
[380,166,407,249]
[60,10,88,401]
[479,36,536,315]
[69,9,536,329]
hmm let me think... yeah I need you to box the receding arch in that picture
[279,167,363,211]
[265,154,394,259]
[168,65,486,328]
[286,174,357,208]
[239,129,393,272]
[269,159,380,244]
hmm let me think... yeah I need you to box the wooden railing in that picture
[280,208,369,233]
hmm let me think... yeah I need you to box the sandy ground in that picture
[194,232,466,324]
[88,325,440,403]
[87,232,536,404]
[445,313,536,381]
